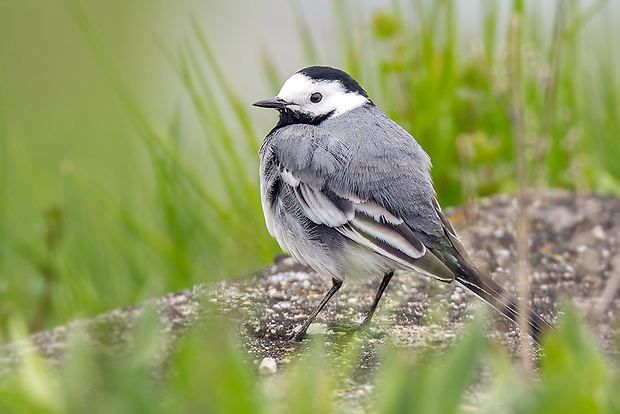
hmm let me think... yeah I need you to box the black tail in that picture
[455,264,554,344]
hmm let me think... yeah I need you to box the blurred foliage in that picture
[1,307,618,413]
[0,0,619,412]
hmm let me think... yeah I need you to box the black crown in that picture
[297,66,369,98]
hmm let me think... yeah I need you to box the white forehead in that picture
[277,73,345,100]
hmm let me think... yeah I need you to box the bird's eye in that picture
[310,92,322,103]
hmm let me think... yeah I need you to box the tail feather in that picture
[455,265,554,344]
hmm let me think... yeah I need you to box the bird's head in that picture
[253,66,371,126]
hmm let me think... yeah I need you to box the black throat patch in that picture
[272,108,335,131]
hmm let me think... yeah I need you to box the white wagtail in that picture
[254,66,553,342]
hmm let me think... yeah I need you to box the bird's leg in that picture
[291,277,343,342]
[359,270,394,328]
[331,270,394,333]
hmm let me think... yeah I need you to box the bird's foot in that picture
[329,320,386,340]
[328,321,361,334]
[289,330,307,343]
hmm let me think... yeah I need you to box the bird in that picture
[253,65,553,343]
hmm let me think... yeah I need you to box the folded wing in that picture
[286,172,455,283]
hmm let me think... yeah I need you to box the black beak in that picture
[252,97,289,109]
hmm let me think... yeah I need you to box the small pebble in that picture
[592,225,606,240]
[259,357,277,375]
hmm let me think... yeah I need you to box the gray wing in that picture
[295,180,455,282]
[264,106,457,282]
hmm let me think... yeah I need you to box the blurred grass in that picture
[0,0,619,412]
[1,307,618,413]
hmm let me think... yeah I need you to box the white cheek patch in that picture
[329,91,369,117]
